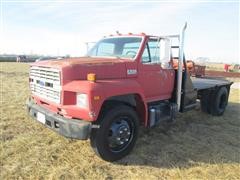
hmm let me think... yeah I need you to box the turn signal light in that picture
[94,96,100,100]
[87,73,96,82]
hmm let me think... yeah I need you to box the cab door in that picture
[137,37,175,102]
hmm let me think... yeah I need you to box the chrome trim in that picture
[29,66,61,104]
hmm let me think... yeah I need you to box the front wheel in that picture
[90,105,139,162]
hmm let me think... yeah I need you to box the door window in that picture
[142,38,171,69]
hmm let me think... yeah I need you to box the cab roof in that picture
[104,33,164,39]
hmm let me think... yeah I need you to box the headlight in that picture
[76,93,88,108]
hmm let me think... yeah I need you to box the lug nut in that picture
[120,141,124,145]
[127,132,130,135]
[117,137,120,141]
[125,138,128,142]
[124,128,127,131]
[119,131,123,134]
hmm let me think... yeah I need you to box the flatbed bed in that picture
[191,77,232,91]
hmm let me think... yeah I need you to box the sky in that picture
[0,0,239,63]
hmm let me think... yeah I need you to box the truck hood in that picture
[33,57,129,83]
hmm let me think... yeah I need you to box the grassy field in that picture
[205,62,240,73]
[205,62,225,71]
[1,62,240,179]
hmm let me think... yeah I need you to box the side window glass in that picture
[141,43,151,63]
[141,39,160,64]
[148,41,160,64]
[141,38,171,69]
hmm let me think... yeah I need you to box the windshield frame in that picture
[86,36,144,61]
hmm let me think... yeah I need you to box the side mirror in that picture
[159,38,171,69]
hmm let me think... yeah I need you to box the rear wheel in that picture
[211,86,229,116]
[200,86,229,116]
[90,105,139,162]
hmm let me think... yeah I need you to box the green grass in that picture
[1,62,240,179]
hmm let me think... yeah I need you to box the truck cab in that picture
[27,25,232,161]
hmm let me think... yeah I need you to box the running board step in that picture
[181,103,197,112]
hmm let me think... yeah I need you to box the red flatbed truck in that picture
[26,24,233,161]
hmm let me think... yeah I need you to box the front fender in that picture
[63,79,148,122]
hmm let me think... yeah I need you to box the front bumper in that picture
[26,99,92,140]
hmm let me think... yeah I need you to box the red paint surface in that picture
[31,34,176,126]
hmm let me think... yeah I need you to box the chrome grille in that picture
[30,66,61,104]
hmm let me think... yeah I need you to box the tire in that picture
[210,86,229,116]
[90,105,139,162]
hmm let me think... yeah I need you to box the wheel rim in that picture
[108,117,134,153]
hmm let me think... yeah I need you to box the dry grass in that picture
[205,62,240,72]
[205,62,225,71]
[1,62,240,179]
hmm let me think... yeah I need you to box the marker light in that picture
[94,96,100,100]
[87,73,96,82]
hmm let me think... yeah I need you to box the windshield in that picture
[87,37,142,59]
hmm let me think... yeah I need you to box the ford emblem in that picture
[39,80,45,86]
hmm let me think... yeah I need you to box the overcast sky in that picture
[0,0,239,63]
